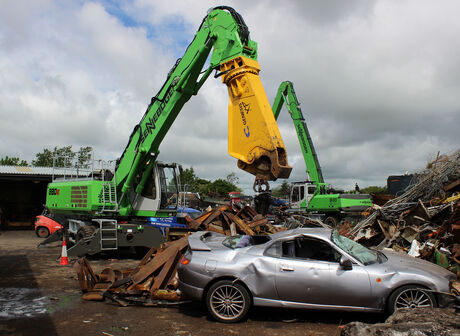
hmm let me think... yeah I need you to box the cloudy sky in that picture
[1,0,459,194]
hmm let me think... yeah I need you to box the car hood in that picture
[382,250,455,281]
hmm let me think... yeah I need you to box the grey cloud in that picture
[1,0,459,196]
[290,0,377,26]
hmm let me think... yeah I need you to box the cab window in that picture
[307,186,316,194]
[291,185,305,203]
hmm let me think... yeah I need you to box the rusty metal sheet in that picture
[248,217,269,228]
[151,289,181,301]
[130,246,157,277]
[82,292,104,301]
[225,212,255,235]
[73,257,97,292]
[150,250,180,293]
[131,246,179,284]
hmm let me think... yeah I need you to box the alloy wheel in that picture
[210,284,245,321]
[394,288,434,310]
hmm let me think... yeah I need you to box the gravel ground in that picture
[0,230,385,336]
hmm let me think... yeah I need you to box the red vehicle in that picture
[34,209,63,238]
[229,191,242,204]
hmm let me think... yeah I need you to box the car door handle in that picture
[281,265,294,272]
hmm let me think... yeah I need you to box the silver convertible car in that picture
[178,228,457,323]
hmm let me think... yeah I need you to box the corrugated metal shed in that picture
[0,165,67,176]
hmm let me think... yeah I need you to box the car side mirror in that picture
[340,257,353,270]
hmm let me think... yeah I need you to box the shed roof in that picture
[0,165,68,176]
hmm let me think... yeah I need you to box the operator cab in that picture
[289,181,317,210]
[132,162,182,215]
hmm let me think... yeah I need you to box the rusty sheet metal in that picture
[186,203,282,236]
[73,257,97,292]
[74,236,190,306]
[131,246,179,284]
[73,204,283,306]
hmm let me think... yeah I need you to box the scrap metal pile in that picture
[185,203,284,235]
[73,237,189,306]
[346,150,460,274]
[270,209,329,230]
[73,204,282,304]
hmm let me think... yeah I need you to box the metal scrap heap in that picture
[73,204,282,304]
[347,150,460,274]
[73,237,189,306]
[186,203,284,235]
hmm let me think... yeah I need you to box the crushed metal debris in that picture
[74,237,189,306]
[185,203,284,235]
[343,150,460,274]
[73,150,460,306]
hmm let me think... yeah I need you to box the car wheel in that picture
[76,225,96,242]
[324,216,338,227]
[36,227,50,238]
[206,280,251,323]
[387,285,436,314]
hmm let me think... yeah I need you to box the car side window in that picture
[265,242,282,257]
[282,237,341,262]
[282,240,295,258]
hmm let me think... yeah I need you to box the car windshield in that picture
[223,235,271,249]
[331,230,380,265]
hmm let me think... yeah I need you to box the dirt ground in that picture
[0,230,386,336]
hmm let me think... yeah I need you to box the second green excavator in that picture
[272,81,372,225]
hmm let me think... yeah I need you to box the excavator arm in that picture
[272,81,374,217]
[272,81,324,186]
[115,7,291,215]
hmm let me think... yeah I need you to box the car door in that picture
[273,237,332,305]
[326,260,374,308]
[274,236,372,308]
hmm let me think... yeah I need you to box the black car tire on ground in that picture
[206,280,251,323]
[36,227,50,238]
[387,285,436,314]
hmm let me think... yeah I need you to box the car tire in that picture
[324,216,338,227]
[387,285,436,314]
[36,227,50,238]
[76,225,96,242]
[206,280,251,323]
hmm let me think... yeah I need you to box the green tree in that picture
[76,146,93,168]
[179,167,198,190]
[207,178,241,197]
[360,186,387,194]
[272,180,290,197]
[178,166,241,197]
[226,172,239,185]
[195,178,212,195]
[179,167,211,194]
[0,156,28,166]
[32,146,92,167]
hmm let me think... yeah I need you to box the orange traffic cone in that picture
[59,239,69,266]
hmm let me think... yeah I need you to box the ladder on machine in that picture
[94,219,118,250]
[98,160,118,214]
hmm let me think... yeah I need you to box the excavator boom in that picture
[272,81,323,184]
[114,7,291,215]
[272,81,373,219]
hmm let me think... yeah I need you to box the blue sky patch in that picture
[98,0,193,56]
